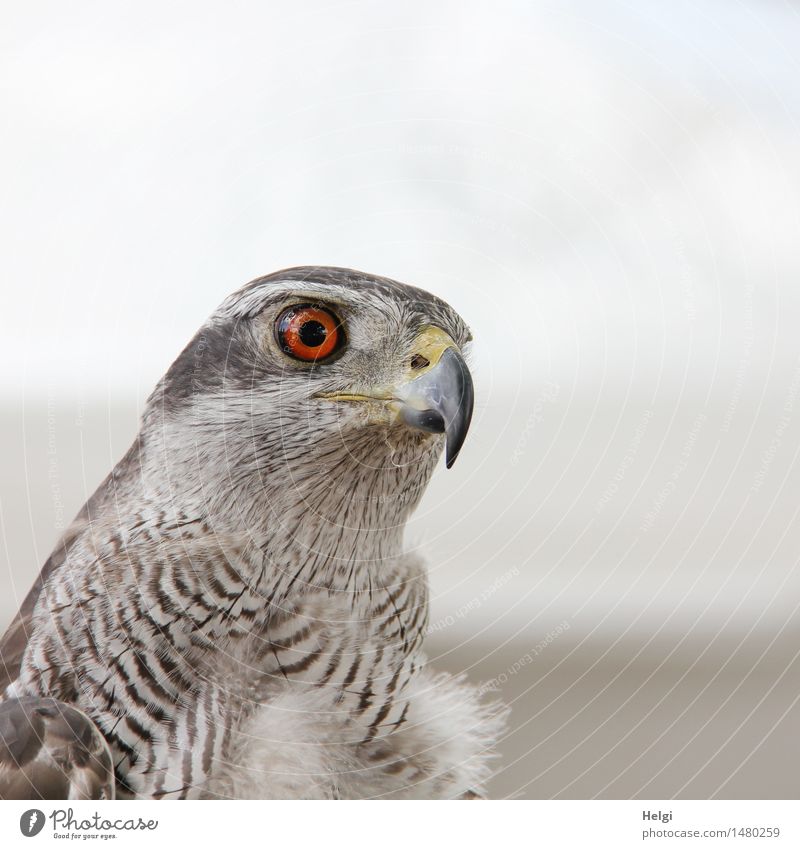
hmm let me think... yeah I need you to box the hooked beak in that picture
[318,326,474,468]
[396,334,474,468]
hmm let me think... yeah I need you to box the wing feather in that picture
[0,697,115,800]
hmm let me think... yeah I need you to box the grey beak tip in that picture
[441,348,474,470]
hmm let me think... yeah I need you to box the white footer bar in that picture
[1,799,796,848]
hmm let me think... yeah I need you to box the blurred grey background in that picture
[2,1,800,798]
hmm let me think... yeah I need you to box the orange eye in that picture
[275,304,344,362]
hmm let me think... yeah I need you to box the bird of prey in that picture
[0,266,504,799]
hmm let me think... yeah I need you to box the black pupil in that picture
[298,319,327,348]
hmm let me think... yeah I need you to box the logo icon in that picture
[19,809,46,837]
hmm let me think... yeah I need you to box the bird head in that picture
[147,267,474,531]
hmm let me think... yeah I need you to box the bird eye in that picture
[275,304,344,362]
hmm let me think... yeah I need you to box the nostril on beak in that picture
[410,353,430,371]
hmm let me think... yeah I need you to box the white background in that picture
[2,1,800,799]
